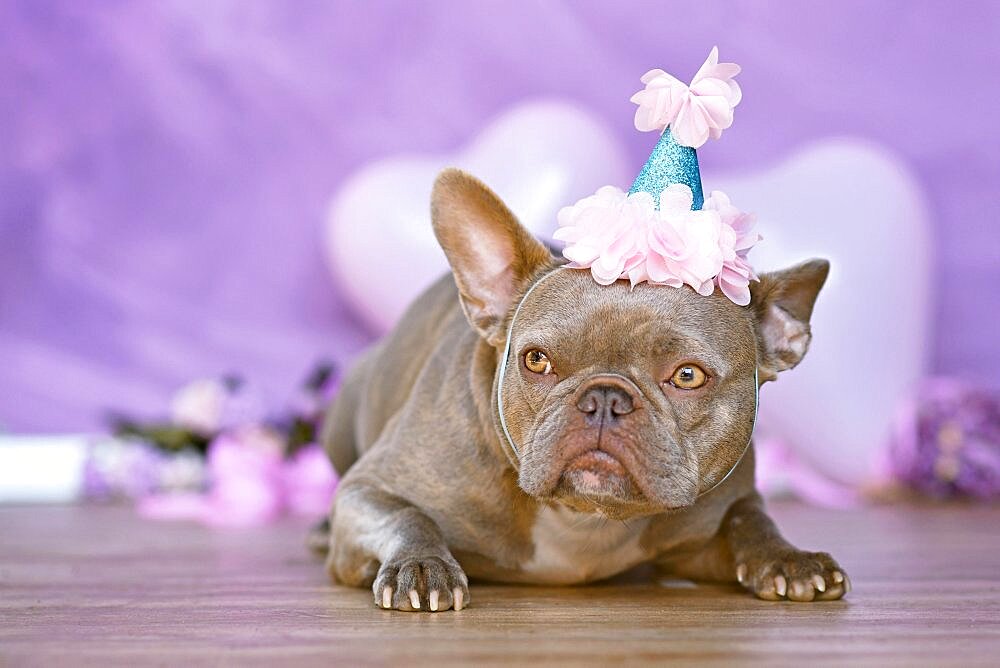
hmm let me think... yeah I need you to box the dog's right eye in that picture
[524,350,553,375]
[667,364,708,390]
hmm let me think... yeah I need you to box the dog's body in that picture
[319,170,848,611]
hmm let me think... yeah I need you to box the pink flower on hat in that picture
[645,184,725,295]
[704,190,761,306]
[630,46,742,148]
[554,186,655,286]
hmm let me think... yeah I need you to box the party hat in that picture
[553,47,759,305]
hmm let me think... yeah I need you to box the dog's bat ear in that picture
[749,259,830,382]
[431,168,553,347]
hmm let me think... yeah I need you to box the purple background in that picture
[2,0,999,433]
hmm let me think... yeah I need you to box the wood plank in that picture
[2,502,999,666]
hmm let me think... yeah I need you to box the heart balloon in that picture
[705,139,932,484]
[324,100,631,332]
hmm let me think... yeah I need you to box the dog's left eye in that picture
[524,350,553,375]
[668,364,708,389]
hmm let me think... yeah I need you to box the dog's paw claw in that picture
[736,550,848,602]
[774,574,788,597]
[372,555,469,612]
[380,585,393,609]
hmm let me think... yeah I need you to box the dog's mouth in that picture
[555,448,638,504]
[564,448,627,478]
[522,415,697,515]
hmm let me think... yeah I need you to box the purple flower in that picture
[887,378,1000,499]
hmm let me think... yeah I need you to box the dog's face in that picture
[432,169,828,519]
[498,271,759,516]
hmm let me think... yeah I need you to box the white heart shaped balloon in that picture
[705,139,931,484]
[325,109,932,486]
[324,100,630,332]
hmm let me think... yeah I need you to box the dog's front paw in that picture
[372,554,470,612]
[736,549,849,602]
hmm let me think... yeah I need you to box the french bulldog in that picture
[315,168,849,611]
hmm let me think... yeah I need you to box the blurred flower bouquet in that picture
[882,378,1000,500]
[88,362,339,525]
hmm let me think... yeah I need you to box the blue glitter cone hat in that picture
[553,47,762,305]
[629,128,704,210]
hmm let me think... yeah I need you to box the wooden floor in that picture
[2,502,999,667]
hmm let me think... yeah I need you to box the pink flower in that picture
[645,185,725,295]
[282,444,338,516]
[555,184,759,306]
[138,430,284,527]
[170,378,229,435]
[554,186,654,286]
[168,377,262,436]
[138,430,338,527]
[704,190,761,306]
[630,47,742,148]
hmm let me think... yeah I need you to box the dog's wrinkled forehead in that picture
[509,270,756,374]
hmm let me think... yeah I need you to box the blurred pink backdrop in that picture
[2,0,998,432]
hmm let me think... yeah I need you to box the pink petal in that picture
[640,68,669,85]
[690,46,720,83]
[692,93,734,129]
[563,244,599,265]
[644,251,673,283]
[719,272,752,306]
[672,100,711,148]
[627,262,649,288]
[695,278,716,296]
[591,265,621,286]
[658,184,694,213]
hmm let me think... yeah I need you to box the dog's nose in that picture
[576,384,635,425]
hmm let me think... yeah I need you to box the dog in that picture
[315,168,849,611]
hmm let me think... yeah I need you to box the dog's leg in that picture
[306,517,331,554]
[718,492,850,601]
[320,356,370,477]
[326,481,470,612]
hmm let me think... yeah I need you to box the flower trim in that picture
[553,184,760,305]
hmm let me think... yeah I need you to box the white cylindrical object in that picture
[0,435,91,503]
